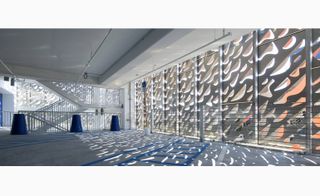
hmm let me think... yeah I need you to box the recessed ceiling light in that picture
[10,78,15,86]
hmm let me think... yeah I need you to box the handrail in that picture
[36,100,62,111]
[25,112,67,132]
[18,110,122,132]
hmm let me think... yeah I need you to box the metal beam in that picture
[98,29,173,85]
[0,63,99,84]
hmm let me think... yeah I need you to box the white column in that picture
[121,82,136,130]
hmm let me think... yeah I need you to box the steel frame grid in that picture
[133,29,318,154]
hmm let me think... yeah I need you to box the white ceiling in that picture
[0,29,151,83]
[0,29,108,74]
[0,28,255,87]
[86,29,149,75]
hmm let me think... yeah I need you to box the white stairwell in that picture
[34,100,86,132]
[37,80,122,109]
[18,80,123,132]
[37,80,83,108]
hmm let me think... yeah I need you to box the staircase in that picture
[24,112,68,132]
[38,80,121,108]
[37,80,84,107]
[17,79,123,132]
[19,99,82,132]
[34,109,87,132]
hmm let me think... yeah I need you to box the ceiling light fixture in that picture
[83,72,88,80]
[77,29,113,83]
[10,77,15,86]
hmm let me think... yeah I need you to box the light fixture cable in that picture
[77,29,113,83]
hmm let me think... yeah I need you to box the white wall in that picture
[0,77,15,95]
[121,82,136,130]
[2,94,14,112]
[0,76,15,112]
[0,76,15,127]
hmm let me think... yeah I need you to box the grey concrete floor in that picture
[1,130,320,166]
[0,131,97,166]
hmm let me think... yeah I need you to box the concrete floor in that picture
[1,130,320,166]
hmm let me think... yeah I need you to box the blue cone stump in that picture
[110,115,120,131]
[70,114,83,133]
[11,114,28,135]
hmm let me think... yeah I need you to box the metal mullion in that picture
[305,29,313,153]
[161,71,165,132]
[219,45,224,142]
[151,75,154,133]
[176,64,180,136]
[163,70,167,132]
[194,57,199,138]
[178,63,182,136]
[253,30,259,145]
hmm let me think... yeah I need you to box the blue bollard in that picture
[110,115,120,131]
[70,114,83,133]
[11,114,28,135]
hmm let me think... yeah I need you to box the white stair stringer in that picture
[28,81,84,131]
[37,80,83,108]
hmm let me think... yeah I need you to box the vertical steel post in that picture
[87,113,89,131]
[305,29,313,153]
[150,77,154,133]
[194,57,199,138]
[253,30,259,145]
[140,82,144,130]
[32,115,34,131]
[177,63,181,136]
[219,45,224,142]
[27,115,30,131]
[67,112,69,131]
[103,113,105,131]
[161,72,165,133]
[164,69,167,133]
[199,105,204,142]
[128,82,132,130]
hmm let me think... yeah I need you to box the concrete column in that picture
[120,82,136,130]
